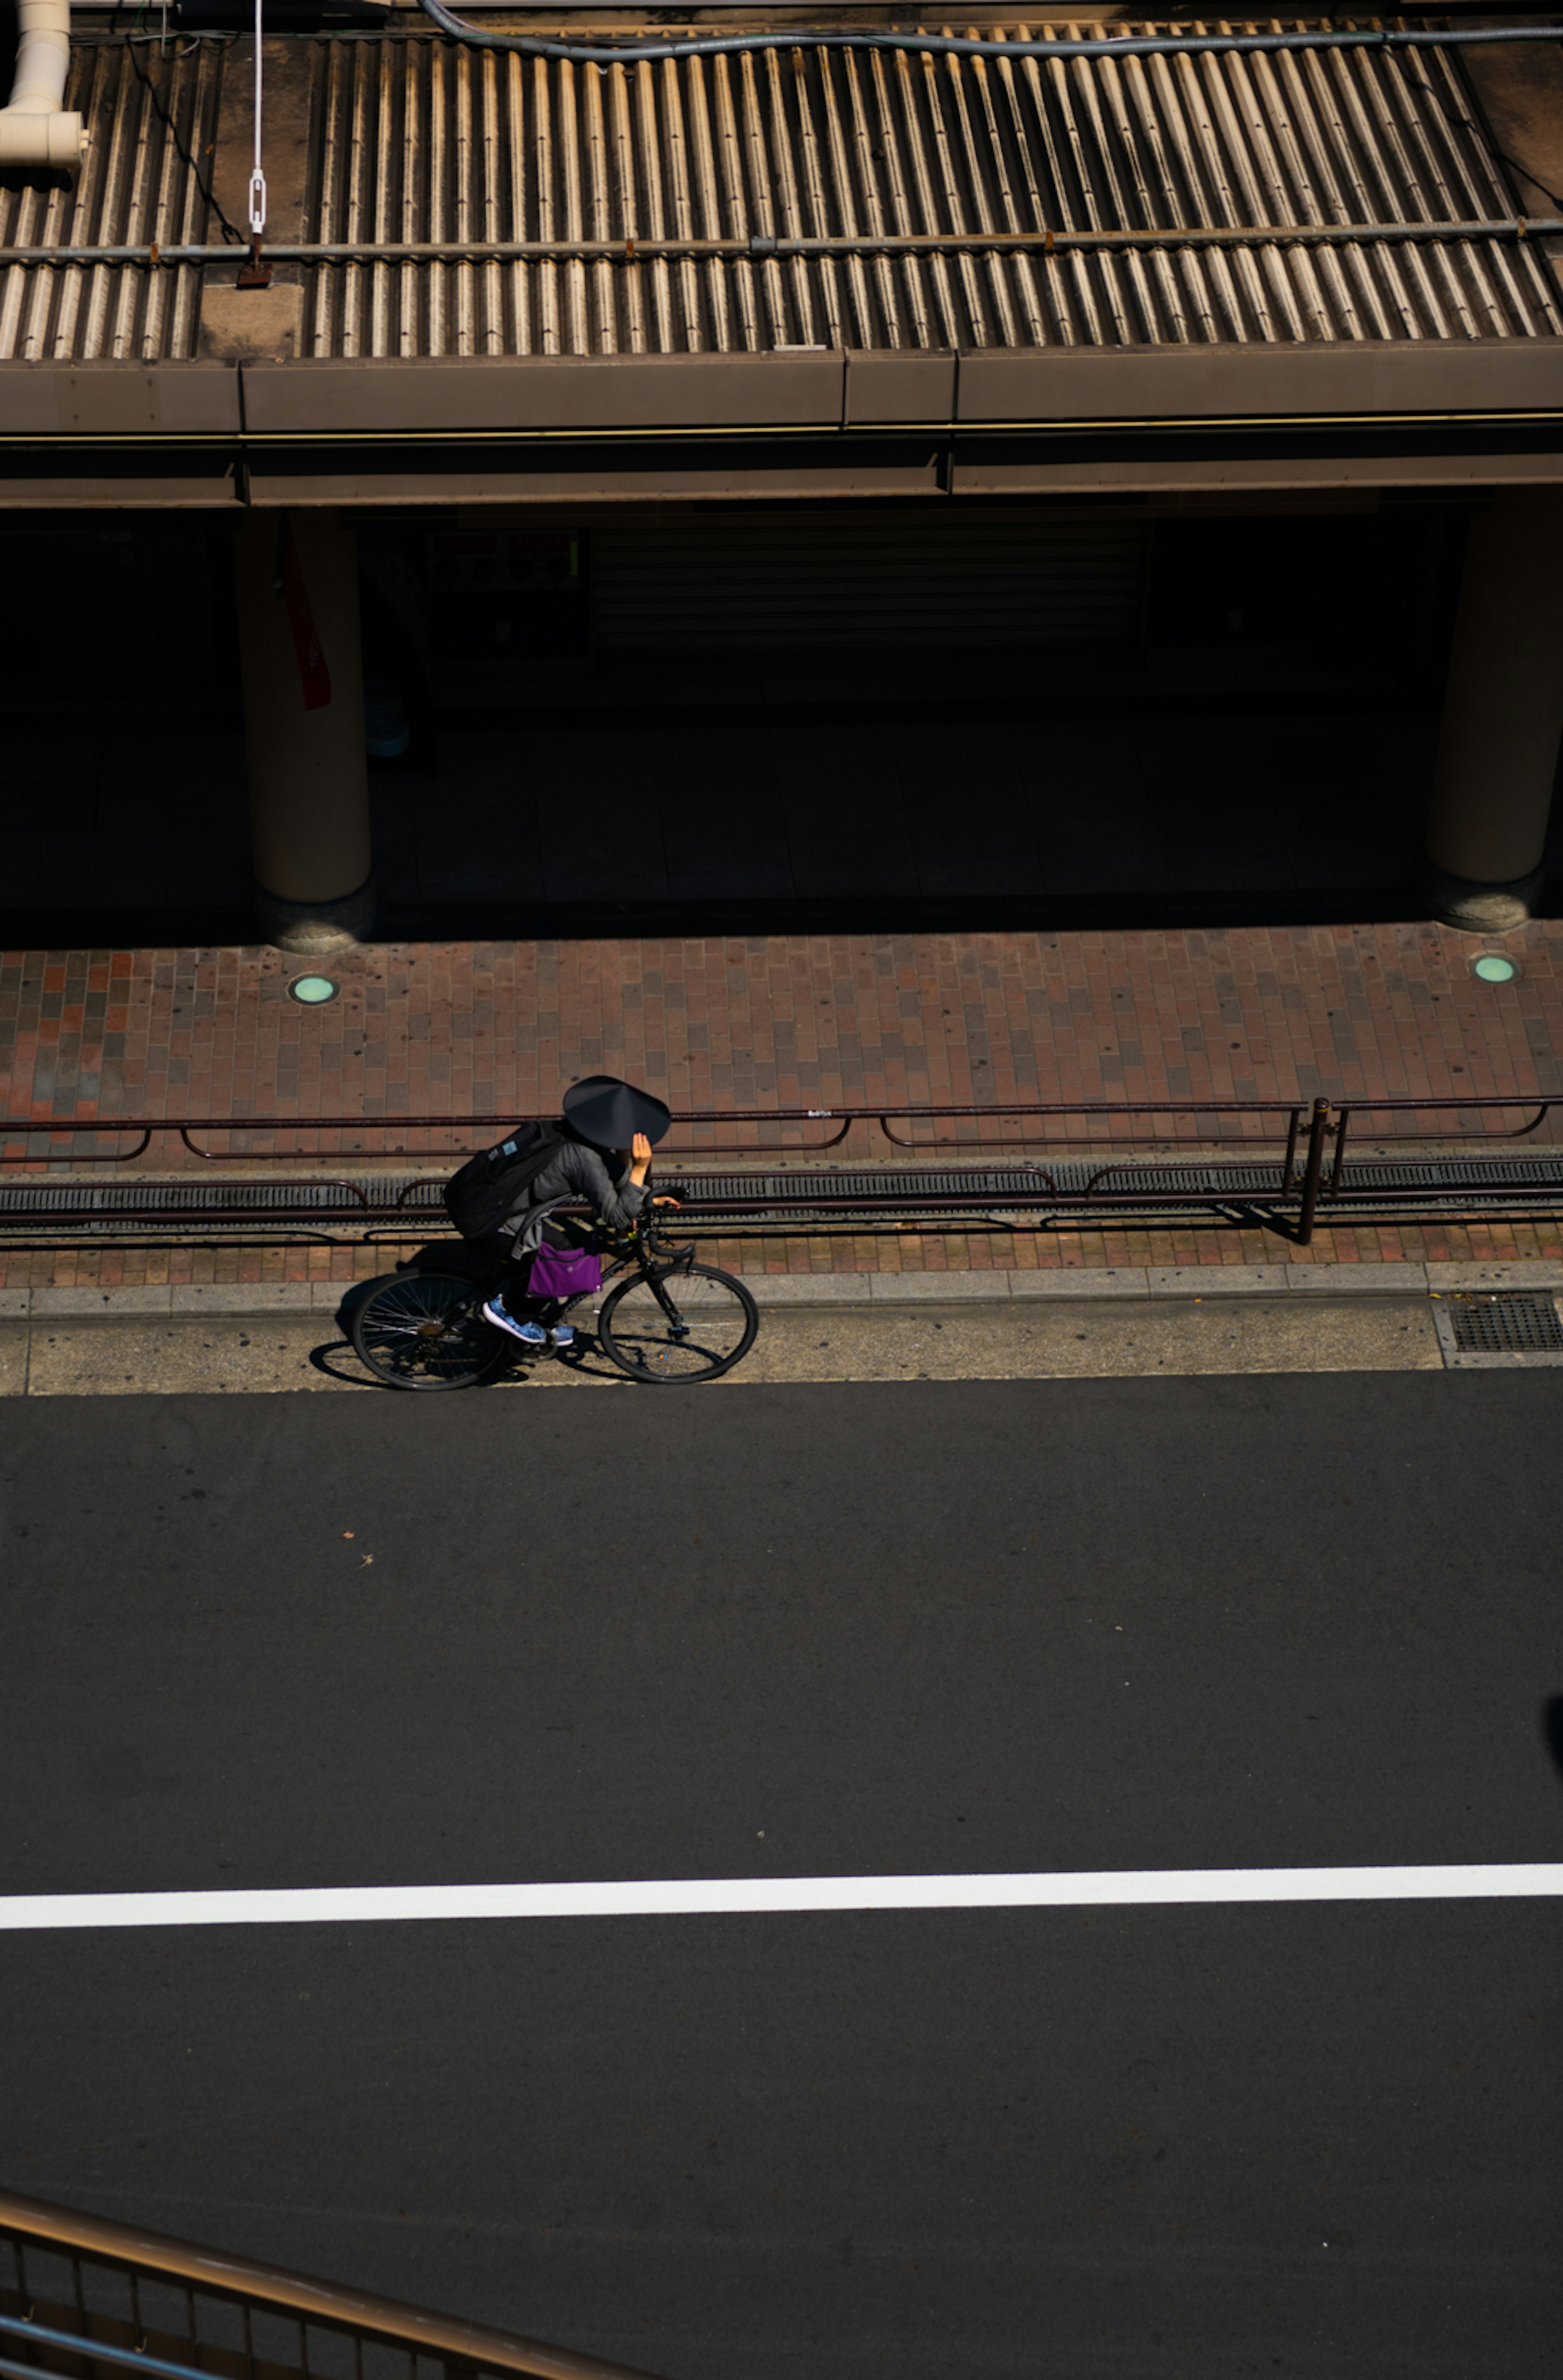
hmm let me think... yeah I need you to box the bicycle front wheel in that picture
[351,1271,510,1390]
[598,1263,759,1384]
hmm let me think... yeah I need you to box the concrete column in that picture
[234,508,374,952]
[1424,487,1563,931]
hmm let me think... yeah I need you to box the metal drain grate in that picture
[1433,1291,1563,1368]
[1449,1293,1563,1352]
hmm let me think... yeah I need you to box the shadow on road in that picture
[307,1337,382,1387]
[1541,1697,1563,1797]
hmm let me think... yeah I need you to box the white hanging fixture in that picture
[247,0,266,240]
[235,0,271,283]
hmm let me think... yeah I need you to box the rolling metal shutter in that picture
[589,515,1146,652]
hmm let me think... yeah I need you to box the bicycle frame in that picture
[553,1220,692,1323]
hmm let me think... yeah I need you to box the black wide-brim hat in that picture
[562,1075,673,1148]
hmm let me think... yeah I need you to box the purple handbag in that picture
[526,1243,602,1299]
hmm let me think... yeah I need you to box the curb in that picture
[7,1259,1563,1321]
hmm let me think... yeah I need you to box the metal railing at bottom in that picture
[0,2189,668,2380]
[3,1098,1563,1248]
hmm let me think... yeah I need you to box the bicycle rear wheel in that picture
[598,1262,759,1383]
[351,1271,510,1390]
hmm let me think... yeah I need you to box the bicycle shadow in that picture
[307,1330,623,1390]
[309,1252,486,1389]
[307,1336,387,1387]
[311,1248,626,1389]
[552,1331,631,1385]
[306,1263,438,1389]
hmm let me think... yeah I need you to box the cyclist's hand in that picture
[652,1194,681,1208]
[629,1130,653,1186]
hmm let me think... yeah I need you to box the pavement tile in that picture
[867,1271,1009,1301]
[3,921,1561,1289]
[1285,1263,1430,1294]
[1010,1268,1151,1297]
[1146,1265,1294,1297]
[1425,1260,1563,1290]
[33,1286,173,1316]
[169,1283,314,1313]
[751,1276,877,1304]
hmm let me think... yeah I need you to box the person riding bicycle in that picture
[478,1075,680,1350]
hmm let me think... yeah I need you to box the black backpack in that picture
[442,1121,563,1241]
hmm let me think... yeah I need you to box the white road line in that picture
[1,1867,1561,1930]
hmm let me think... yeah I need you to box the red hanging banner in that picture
[278,524,333,711]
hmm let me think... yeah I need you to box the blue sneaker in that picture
[549,1324,576,1349]
[482,1296,547,1346]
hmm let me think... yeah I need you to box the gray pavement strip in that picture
[11,1255,1563,1327]
[0,1322,28,1398]
[4,1252,1559,1404]
[12,1295,1444,1396]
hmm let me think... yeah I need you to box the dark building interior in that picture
[0,493,1520,942]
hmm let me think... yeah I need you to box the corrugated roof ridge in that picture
[1,20,1558,357]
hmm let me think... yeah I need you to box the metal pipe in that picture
[0,0,84,168]
[9,216,1561,266]
[411,10,1563,72]
[0,2312,248,2380]
[1298,1096,1330,1245]
[1330,1103,1351,1201]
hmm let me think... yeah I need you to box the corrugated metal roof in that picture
[0,40,223,362]
[2,21,1559,361]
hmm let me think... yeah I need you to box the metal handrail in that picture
[4,1098,1557,1169]
[1,1113,855,1164]
[0,2189,667,2380]
[875,1100,1309,1155]
[4,1099,1562,1247]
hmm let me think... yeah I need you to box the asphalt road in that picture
[3,1375,1561,2377]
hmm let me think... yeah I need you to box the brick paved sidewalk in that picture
[3,919,1562,1291]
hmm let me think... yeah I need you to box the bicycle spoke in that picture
[352,1273,504,1390]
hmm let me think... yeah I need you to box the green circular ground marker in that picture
[1471,954,1518,985]
[289,974,340,1005]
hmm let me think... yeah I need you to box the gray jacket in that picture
[500,1137,648,1255]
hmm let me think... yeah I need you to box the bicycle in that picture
[350,1214,760,1390]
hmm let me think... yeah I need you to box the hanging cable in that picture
[238,0,271,283]
[120,35,245,241]
[247,0,265,237]
[411,7,1563,68]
